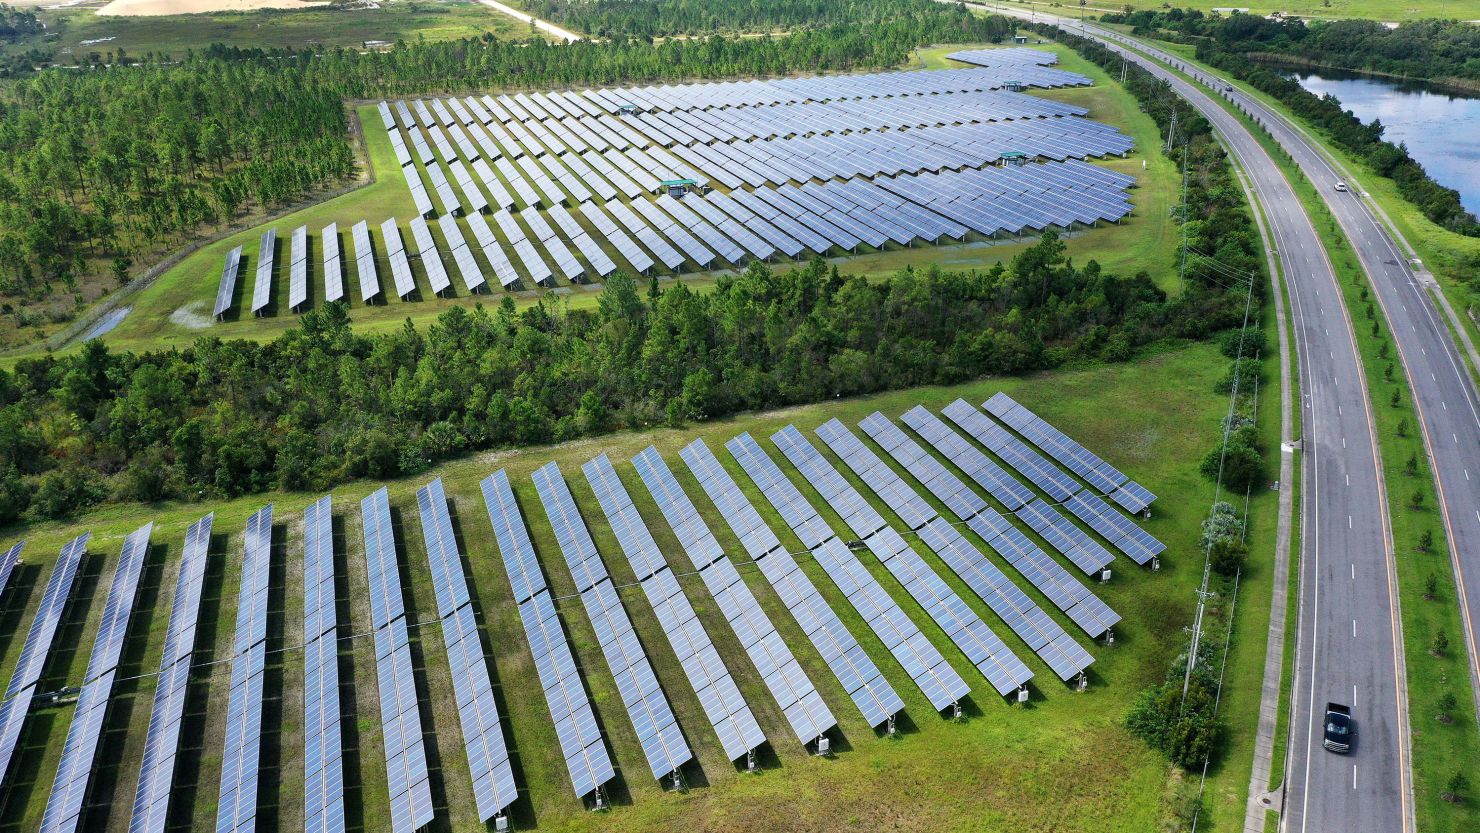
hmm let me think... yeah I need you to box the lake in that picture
[1286,69,1480,215]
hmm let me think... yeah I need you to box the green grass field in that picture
[4,38,1181,366]
[0,340,1277,833]
[7,0,531,62]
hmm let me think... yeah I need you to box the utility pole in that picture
[1177,141,1189,292]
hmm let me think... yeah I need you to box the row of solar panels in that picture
[579,63,1092,114]
[945,47,1064,69]
[0,390,1161,826]
[616,88,1087,150]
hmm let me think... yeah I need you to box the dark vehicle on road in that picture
[1323,702,1353,753]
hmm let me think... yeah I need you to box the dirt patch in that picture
[170,301,215,331]
[97,0,329,16]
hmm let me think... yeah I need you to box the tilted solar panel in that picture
[321,224,345,304]
[361,488,436,833]
[815,419,1093,682]
[216,505,273,833]
[532,463,693,781]
[859,412,1118,638]
[129,515,211,833]
[479,471,615,801]
[409,216,452,296]
[676,441,839,744]
[585,455,769,758]
[351,221,381,302]
[251,228,276,315]
[39,522,153,833]
[289,225,309,311]
[214,246,243,319]
[415,479,517,822]
[302,496,345,833]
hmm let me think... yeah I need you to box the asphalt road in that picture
[970,8,1415,831]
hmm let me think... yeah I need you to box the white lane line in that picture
[1353,764,1358,790]
[1353,619,1357,637]
[1351,563,1355,580]
[1349,516,1353,529]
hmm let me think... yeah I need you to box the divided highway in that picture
[971,7,1416,832]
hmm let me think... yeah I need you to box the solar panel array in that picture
[215,246,242,319]
[900,406,1111,577]
[583,454,766,762]
[676,440,846,740]
[415,479,517,821]
[859,413,1120,639]
[726,432,965,714]
[984,392,1158,514]
[0,533,90,785]
[361,488,435,833]
[465,212,520,288]
[217,505,272,833]
[945,47,1062,69]
[251,229,275,316]
[814,420,1094,682]
[633,445,833,747]
[771,426,1032,697]
[131,514,213,833]
[532,463,692,781]
[302,497,345,833]
[289,225,310,312]
[322,224,345,304]
[480,471,615,800]
[942,400,1165,566]
[351,220,381,303]
[40,523,153,833]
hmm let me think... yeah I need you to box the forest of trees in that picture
[0,4,40,44]
[0,233,1257,526]
[517,0,1013,40]
[1102,10,1480,238]
[0,8,1010,333]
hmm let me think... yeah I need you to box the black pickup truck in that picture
[1323,702,1353,754]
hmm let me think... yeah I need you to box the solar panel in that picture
[582,454,765,761]
[321,224,345,303]
[217,505,273,833]
[302,497,345,833]
[726,432,960,717]
[214,246,242,319]
[435,214,489,293]
[858,412,1119,638]
[381,219,418,300]
[409,216,452,296]
[899,406,1035,510]
[941,400,1164,565]
[128,515,211,833]
[464,213,520,288]
[0,542,20,605]
[532,463,693,781]
[351,221,381,302]
[982,392,1156,512]
[0,532,90,786]
[674,441,839,744]
[283,225,308,312]
[547,204,618,279]
[361,488,436,833]
[414,480,517,821]
[39,522,153,833]
[251,229,275,316]
[479,471,615,801]
[814,419,1093,682]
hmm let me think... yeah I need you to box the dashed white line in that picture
[1353,619,1358,637]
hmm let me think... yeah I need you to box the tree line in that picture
[0,232,1257,526]
[517,0,1014,40]
[1102,9,1480,239]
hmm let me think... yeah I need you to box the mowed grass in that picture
[0,341,1277,833]
[9,0,530,62]
[1,37,1183,367]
